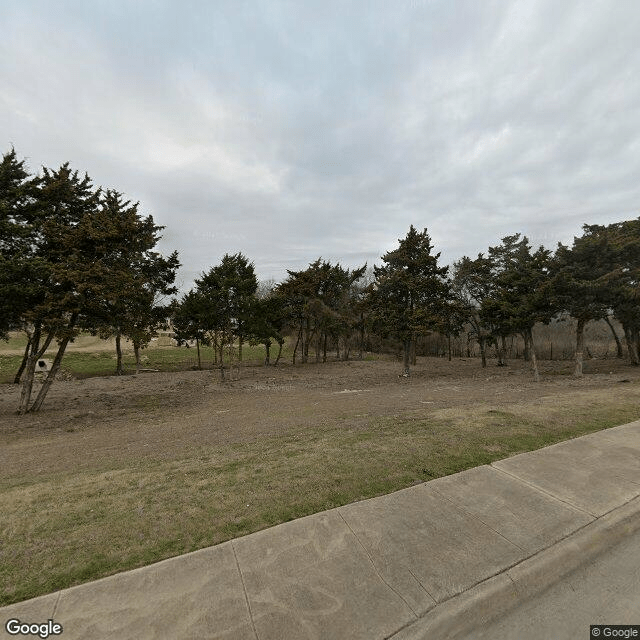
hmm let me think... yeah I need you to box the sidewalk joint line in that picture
[337,509,425,617]
[386,500,637,640]
[51,592,62,618]
[386,513,599,640]
[490,464,596,517]
[506,571,519,593]
[415,496,640,622]
[231,541,260,640]
[406,567,436,607]
[429,486,527,553]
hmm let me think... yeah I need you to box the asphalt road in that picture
[462,527,640,640]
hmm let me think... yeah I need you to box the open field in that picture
[0,313,626,383]
[2,354,640,606]
[0,333,293,383]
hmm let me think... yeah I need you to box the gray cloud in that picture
[2,0,639,289]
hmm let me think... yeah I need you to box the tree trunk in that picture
[18,325,42,415]
[264,340,271,366]
[315,331,322,363]
[292,326,302,365]
[18,324,54,414]
[238,334,243,362]
[196,337,201,370]
[574,317,585,377]
[623,325,639,365]
[28,332,74,413]
[342,336,350,361]
[302,320,310,364]
[14,338,31,384]
[19,353,38,414]
[410,336,417,366]
[522,332,530,361]
[527,328,540,382]
[447,334,452,362]
[219,332,227,380]
[496,336,506,367]
[322,333,327,363]
[479,337,487,368]
[605,316,623,358]
[115,331,124,375]
[402,338,411,376]
[134,342,141,374]
[274,339,283,366]
[359,315,365,360]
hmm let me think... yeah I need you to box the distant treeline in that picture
[173,223,640,381]
[4,146,640,413]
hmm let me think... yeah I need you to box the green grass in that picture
[1,395,638,606]
[0,341,295,383]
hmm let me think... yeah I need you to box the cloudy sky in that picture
[2,0,639,290]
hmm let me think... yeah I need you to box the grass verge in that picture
[1,396,638,606]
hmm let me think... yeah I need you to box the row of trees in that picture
[4,145,640,410]
[452,223,640,379]
[173,222,640,381]
[1,148,179,413]
[172,255,368,371]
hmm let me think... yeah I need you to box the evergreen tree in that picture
[172,290,211,369]
[483,234,554,382]
[246,292,287,366]
[0,149,43,385]
[84,190,179,374]
[16,162,102,413]
[2,149,179,412]
[371,226,449,376]
[552,227,612,376]
[278,259,366,364]
[278,259,327,364]
[451,254,496,367]
[599,219,640,364]
[195,253,258,364]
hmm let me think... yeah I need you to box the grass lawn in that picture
[0,338,289,383]
[1,384,638,606]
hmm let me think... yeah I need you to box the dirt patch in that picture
[2,355,639,479]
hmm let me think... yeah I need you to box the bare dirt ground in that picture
[2,355,639,480]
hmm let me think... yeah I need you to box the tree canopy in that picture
[6,148,640,400]
[1,149,179,412]
[370,225,449,376]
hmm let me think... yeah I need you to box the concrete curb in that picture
[390,495,640,640]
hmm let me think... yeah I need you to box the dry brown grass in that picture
[1,356,639,606]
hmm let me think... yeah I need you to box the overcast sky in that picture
[2,0,639,291]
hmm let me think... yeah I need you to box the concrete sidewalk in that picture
[2,421,640,640]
